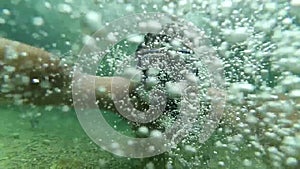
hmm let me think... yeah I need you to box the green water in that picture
[1,0,300,168]
[0,104,139,168]
[0,104,268,168]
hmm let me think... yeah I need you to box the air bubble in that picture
[32,78,40,84]
[32,17,44,26]
[57,3,72,14]
[150,130,162,138]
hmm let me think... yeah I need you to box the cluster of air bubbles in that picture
[169,0,300,168]
[90,0,298,168]
[1,0,300,168]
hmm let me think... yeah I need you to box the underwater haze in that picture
[0,0,300,168]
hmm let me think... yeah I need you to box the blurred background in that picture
[0,0,299,168]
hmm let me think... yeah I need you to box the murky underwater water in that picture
[0,0,300,168]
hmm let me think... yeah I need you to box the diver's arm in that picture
[0,37,63,74]
[0,37,134,106]
[0,37,67,104]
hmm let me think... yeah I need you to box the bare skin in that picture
[0,37,134,106]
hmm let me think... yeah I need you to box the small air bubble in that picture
[0,17,5,24]
[62,105,70,112]
[2,9,11,15]
[32,78,40,84]
[32,17,44,26]
[150,130,162,138]
[58,3,72,14]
